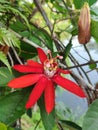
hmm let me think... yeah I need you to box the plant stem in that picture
[34,118,41,130]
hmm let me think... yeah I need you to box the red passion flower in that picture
[8,48,86,113]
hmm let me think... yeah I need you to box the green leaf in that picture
[91,7,98,16]
[88,0,97,6]
[89,63,97,69]
[20,30,41,46]
[0,67,23,96]
[20,41,37,60]
[83,99,98,130]
[0,0,9,4]
[0,88,30,125]
[89,60,97,69]
[10,21,27,32]
[60,120,82,130]
[0,122,7,130]
[73,0,97,9]
[38,96,55,130]
[14,128,21,130]
[31,26,53,51]
[0,67,21,86]
[29,34,41,46]
[0,52,11,72]
[4,6,30,29]
[26,108,32,118]
[7,127,14,130]
[53,2,67,14]
[0,0,30,30]
[63,41,72,59]
[0,67,13,86]
[66,26,78,36]
[0,28,20,49]
[91,19,98,42]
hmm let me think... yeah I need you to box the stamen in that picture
[47,50,52,59]
[58,56,63,59]
[57,55,63,60]
[47,50,51,54]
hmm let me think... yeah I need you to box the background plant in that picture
[0,0,98,130]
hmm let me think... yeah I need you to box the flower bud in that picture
[78,3,91,44]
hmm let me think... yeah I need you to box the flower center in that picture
[44,59,58,78]
[44,50,63,78]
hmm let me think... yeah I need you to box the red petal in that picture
[27,60,43,67]
[8,74,43,88]
[53,75,86,98]
[37,48,47,63]
[44,79,55,113]
[57,68,70,74]
[13,65,43,73]
[26,76,48,108]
